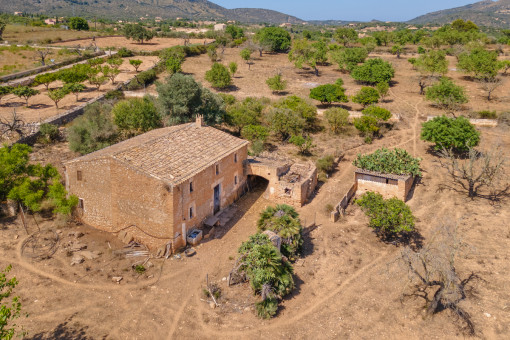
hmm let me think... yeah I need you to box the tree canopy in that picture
[112,96,161,137]
[309,84,348,106]
[421,116,480,152]
[68,17,89,31]
[254,27,292,53]
[156,73,225,126]
[351,58,395,85]
[124,24,155,44]
[425,77,468,113]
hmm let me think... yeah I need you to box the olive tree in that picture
[351,58,395,85]
[425,77,468,114]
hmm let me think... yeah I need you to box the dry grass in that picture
[3,24,101,45]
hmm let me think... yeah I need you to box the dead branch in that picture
[436,146,508,200]
[0,108,25,138]
[396,220,477,335]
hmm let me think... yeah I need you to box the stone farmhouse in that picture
[64,117,249,252]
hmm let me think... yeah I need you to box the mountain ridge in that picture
[0,0,304,24]
[409,0,510,27]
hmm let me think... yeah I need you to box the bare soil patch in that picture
[0,56,159,125]
[51,37,215,52]
[3,25,102,45]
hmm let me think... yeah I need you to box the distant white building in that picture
[14,11,23,16]
[214,23,227,31]
[45,19,57,25]
[279,23,292,28]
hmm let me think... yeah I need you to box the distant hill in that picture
[409,0,510,28]
[0,0,304,24]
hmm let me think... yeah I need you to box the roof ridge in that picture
[111,123,194,158]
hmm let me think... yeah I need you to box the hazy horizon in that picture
[211,0,481,21]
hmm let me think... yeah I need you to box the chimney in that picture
[195,114,203,127]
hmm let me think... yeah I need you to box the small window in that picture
[234,175,238,185]
[189,207,194,219]
[77,170,82,181]
[215,164,219,175]
[190,181,194,193]
[234,153,238,163]
[78,198,84,209]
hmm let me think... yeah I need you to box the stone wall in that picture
[355,170,414,201]
[65,145,248,251]
[172,145,248,250]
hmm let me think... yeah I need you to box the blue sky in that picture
[212,0,479,21]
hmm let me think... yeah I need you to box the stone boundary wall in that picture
[15,63,158,145]
[0,51,105,85]
[52,35,122,44]
[330,182,358,222]
[426,116,498,127]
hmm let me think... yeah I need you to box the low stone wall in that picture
[1,51,105,85]
[330,182,358,222]
[15,75,135,146]
[349,111,401,123]
[426,116,498,127]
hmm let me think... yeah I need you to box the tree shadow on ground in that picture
[26,317,100,340]
[375,229,424,251]
[217,85,240,93]
[30,103,52,110]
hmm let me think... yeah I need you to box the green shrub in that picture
[351,58,395,85]
[309,84,348,105]
[273,95,317,131]
[324,107,349,134]
[256,297,278,319]
[316,155,335,174]
[289,135,315,155]
[352,87,380,107]
[127,69,157,90]
[68,102,118,155]
[133,265,146,274]
[205,63,232,89]
[425,77,468,112]
[353,148,422,176]
[266,73,287,94]
[420,116,480,152]
[266,107,305,141]
[38,123,59,143]
[353,115,379,141]
[112,96,161,136]
[362,106,391,121]
[356,192,415,238]
[219,93,236,106]
[257,204,303,260]
[477,110,497,119]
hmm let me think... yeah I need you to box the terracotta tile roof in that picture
[66,123,248,185]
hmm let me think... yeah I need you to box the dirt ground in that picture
[3,25,102,45]
[1,123,509,339]
[179,48,510,115]
[0,46,79,77]
[1,47,510,339]
[0,56,159,124]
[51,37,215,52]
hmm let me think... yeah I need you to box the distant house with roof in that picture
[64,117,248,252]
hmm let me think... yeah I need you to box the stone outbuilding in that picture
[245,157,317,207]
[64,117,248,252]
[354,168,415,201]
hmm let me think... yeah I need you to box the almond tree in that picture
[129,59,143,72]
[12,86,39,107]
[46,88,69,109]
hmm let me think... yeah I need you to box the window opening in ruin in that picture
[285,188,292,195]
[216,164,219,175]
[190,181,194,193]
[189,207,194,219]
[234,153,238,163]
[78,198,84,209]
[235,175,238,185]
[386,179,389,184]
[77,170,82,181]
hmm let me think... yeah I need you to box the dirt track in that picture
[1,48,510,339]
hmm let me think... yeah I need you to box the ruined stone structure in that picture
[354,168,415,201]
[245,157,317,207]
[64,117,249,251]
